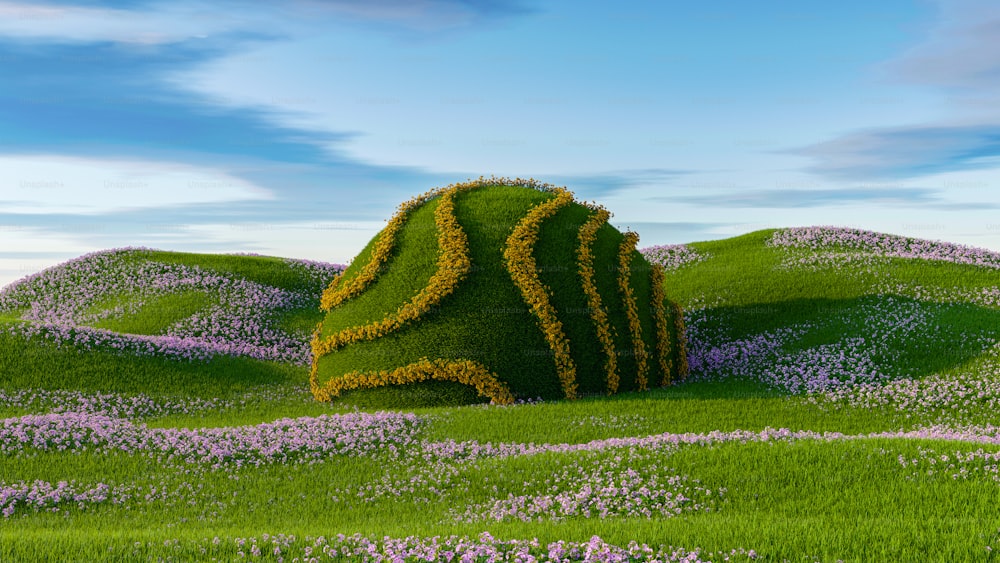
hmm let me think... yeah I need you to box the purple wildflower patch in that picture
[0,248,344,365]
[770,226,1000,269]
[639,244,709,270]
[0,411,421,468]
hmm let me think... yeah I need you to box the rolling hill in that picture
[4,224,1000,561]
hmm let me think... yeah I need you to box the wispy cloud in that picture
[0,37,343,162]
[794,0,1000,181]
[0,154,272,214]
[0,34,452,217]
[0,1,281,45]
[793,124,1000,180]
[283,0,534,31]
[885,0,1000,97]
[609,221,726,243]
[548,169,691,199]
[654,185,1000,210]
[0,0,532,46]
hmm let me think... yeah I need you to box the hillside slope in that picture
[644,226,1000,422]
[0,249,342,396]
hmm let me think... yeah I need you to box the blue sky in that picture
[2,0,1000,287]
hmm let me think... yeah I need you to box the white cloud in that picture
[0,154,273,214]
[0,227,98,288]
[0,220,376,288]
[0,1,279,45]
[887,0,1000,98]
[0,225,94,254]
[177,221,382,265]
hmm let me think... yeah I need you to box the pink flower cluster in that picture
[0,411,421,467]
[0,385,311,419]
[770,226,1000,269]
[683,296,993,395]
[0,479,127,518]
[639,244,709,271]
[454,456,720,523]
[195,532,760,563]
[895,442,1000,483]
[814,345,1000,422]
[344,427,829,509]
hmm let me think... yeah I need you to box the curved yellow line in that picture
[617,231,649,391]
[321,195,420,312]
[671,301,690,381]
[311,186,471,398]
[503,188,578,400]
[316,357,515,405]
[576,206,620,394]
[650,263,673,386]
[311,176,586,403]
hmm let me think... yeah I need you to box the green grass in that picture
[315,184,685,401]
[318,197,442,336]
[0,329,305,398]
[0,309,24,322]
[5,226,1000,560]
[0,248,332,400]
[90,290,213,335]
[127,250,323,293]
[316,186,564,399]
[2,429,999,561]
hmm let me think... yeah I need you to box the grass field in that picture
[3,226,1000,561]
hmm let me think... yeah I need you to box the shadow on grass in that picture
[0,329,305,399]
[690,293,1000,384]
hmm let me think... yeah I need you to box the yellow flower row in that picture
[320,175,561,313]
[321,189,437,311]
[671,301,690,381]
[649,263,674,386]
[503,187,579,400]
[617,231,649,391]
[576,206,620,394]
[310,185,471,399]
[314,357,515,405]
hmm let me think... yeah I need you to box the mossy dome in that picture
[310,177,688,405]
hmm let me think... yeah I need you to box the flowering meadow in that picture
[3,227,1000,560]
[0,248,343,365]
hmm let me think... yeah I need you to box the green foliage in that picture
[0,329,304,398]
[91,290,213,335]
[318,198,441,337]
[131,250,319,293]
[8,227,1000,560]
[316,186,563,400]
[315,184,683,403]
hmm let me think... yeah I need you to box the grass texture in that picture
[2,222,1000,560]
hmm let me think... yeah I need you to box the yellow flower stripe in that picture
[671,301,690,381]
[503,187,579,400]
[649,264,673,386]
[310,186,471,399]
[315,357,515,405]
[617,231,649,391]
[320,175,561,312]
[321,192,428,311]
[576,206,620,394]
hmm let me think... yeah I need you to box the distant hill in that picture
[0,248,342,396]
[643,226,1000,402]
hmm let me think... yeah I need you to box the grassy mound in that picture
[8,226,1000,561]
[310,177,688,404]
[645,227,1000,406]
[0,249,342,397]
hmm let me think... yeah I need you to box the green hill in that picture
[310,177,688,405]
[5,224,1000,561]
[646,226,1000,414]
[0,249,342,397]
